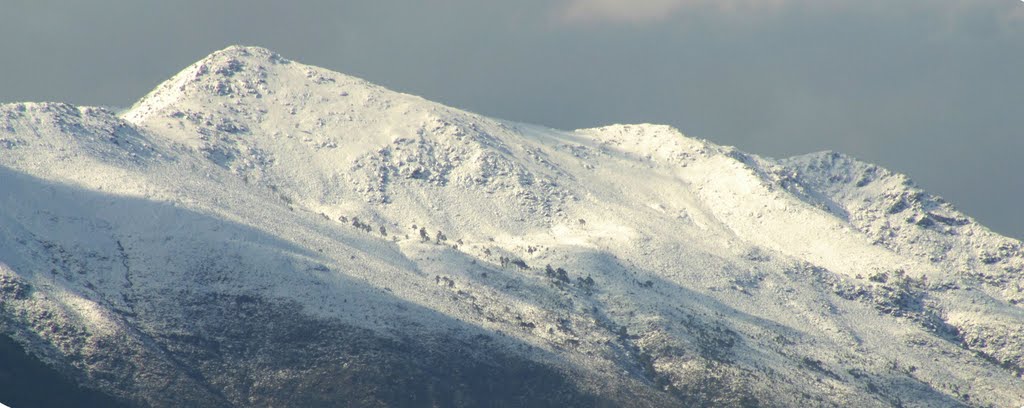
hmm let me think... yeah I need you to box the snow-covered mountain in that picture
[1,46,1022,407]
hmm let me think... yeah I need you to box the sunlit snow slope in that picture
[1,46,1022,407]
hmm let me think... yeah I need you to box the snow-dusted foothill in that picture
[1,46,1022,407]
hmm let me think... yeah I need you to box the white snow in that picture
[0,45,1022,406]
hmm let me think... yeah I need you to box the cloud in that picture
[552,0,1024,26]
[553,0,796,24]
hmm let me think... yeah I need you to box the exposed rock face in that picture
[0,46,1022,407]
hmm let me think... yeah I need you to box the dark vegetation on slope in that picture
[126,293,633,407]
[0,334,130,408]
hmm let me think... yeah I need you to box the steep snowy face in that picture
[123,46,574,233]
[123,46,292,124]
[1,46,1023,407]
[123,45,416,165]
[784,151,1023,286]
[781,151,1024,374]
[1,102,157,168]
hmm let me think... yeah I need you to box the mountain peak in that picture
[208,44,285,60]
[122,45,356,124]
[785,149,913,192]
[575,123,710,163]
[190,45,295,78]
[4,45,1024,407]
[120,45,440,134]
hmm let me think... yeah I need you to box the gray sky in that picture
[2,0,1022,239]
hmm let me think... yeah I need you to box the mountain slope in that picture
[1,46,1022,407]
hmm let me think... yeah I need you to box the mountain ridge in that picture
[1,45,1022,407]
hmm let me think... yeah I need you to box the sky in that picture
[2,0,1022,239]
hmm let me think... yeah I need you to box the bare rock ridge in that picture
[1,45,1022,407]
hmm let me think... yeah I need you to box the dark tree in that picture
[555,268,569,283]
[576,275,596,295]
[544,265,570,283]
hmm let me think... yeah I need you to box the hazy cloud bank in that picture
[553,0,1024,27]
